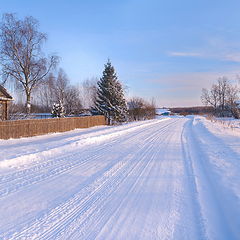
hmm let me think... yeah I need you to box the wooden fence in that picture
[0,115,107,140]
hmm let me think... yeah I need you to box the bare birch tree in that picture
[80,78,98,109]
[54,69,82,114]
[35,68,83,114]
[201,77,240,117]
[37,73,56,111]
[0,13,58,113]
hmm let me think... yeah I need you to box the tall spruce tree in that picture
[93,60,128,124]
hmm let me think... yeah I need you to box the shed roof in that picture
[0,85,13,101]
[156,108,171,115]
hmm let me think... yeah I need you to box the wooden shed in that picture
[0,85,13,120]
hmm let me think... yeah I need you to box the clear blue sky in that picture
[1,0,240,107]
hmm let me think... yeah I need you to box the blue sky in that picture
[1,0,240,107]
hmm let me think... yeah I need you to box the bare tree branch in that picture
[0,13,59,113]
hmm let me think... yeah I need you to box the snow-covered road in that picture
[0,116,239,240]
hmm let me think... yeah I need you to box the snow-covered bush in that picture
[51,101,65,118]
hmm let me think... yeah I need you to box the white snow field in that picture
[0,116,239,240]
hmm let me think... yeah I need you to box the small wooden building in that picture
[0,85,13,120]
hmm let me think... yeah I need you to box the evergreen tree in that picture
[93,60,128,124]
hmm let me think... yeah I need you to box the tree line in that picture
[0,13,156,123]
[201,77,240,119]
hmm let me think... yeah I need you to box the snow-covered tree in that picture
[93,60,128,124]
[51,101,65,118]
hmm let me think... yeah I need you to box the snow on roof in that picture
[156,108,171,115]
[0,85,13,101]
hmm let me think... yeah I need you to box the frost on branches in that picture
[93,60,128,124]
[51,101,65,118]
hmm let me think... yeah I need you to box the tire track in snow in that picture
[3,119,178,240]
[182,117,240,240]
[77,127,176,240]
[0,119,164,161]
[72,118,195,240]
[0,119,168,167]
[0,119,176,198]
[180,120,208,240]
[56,124,171,240]
[0,118,169,180]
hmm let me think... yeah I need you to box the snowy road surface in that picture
[0,116,240,240]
